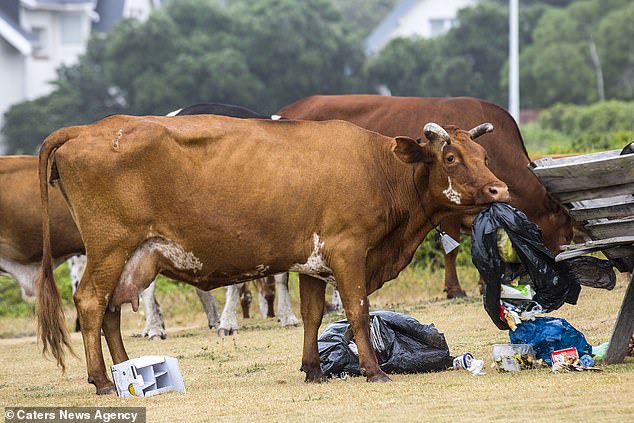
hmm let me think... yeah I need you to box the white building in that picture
[0,0,160,151]
[365,0,478,55]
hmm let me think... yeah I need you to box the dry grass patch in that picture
[0,270,633,422]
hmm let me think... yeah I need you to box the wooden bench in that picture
[530,149,634,364]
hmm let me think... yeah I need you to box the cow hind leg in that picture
[299,274,327,383]
[140,280,166,340]
[256,276,276,318]
[68,256,87,332]
[276,273,299,327]
[218,284,242,336]
[74,260,124,395]
[239,283,252,318]
[196,288,220,329]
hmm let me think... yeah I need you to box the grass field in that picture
[0,267,633,422]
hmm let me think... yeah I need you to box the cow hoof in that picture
[148,334,165,341]
[304,372,328,383]
[217,328,236,337]
[446,290,467,299]
[96,384,117,395]
[367,373,391,383]
[301,365,327,383]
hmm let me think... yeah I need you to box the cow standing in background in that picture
[36,114,508,394]
[278,95,573,298]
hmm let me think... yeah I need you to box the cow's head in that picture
[392,122,509,212]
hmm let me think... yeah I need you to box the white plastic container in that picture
[492,344,537,371]
[111,356,185,398]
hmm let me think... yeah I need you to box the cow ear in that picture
[392,136,433,163]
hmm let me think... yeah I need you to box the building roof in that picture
[93,0,124,33]
[364,0,418,56]
[0,6,34,55]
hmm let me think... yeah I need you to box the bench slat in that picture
[530,152,634,193]
[584,217,634,239]
[550,182,634,203]
[568,196,634,221]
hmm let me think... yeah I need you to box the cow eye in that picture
[446,155,455,163]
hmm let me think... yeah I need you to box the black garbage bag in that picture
[472,202,614,329]
[318,311,453,377]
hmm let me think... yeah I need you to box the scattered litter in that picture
[551,348,602,373]
[509,317,592,366]
[466,359,487,376]
[111,356,185,398]
[453,352,473,370]
[453,352,486,376]
[472,203,615,329]
[591,342,609,361]
[317,311,453,377]
[492,344,542,371]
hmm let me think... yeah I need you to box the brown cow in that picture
[36,114,508,394]
[278,95,573,298]
[0,156,84,297]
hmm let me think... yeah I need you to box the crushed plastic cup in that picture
[453,353,474,370]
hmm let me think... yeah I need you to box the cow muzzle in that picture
[478,181,510,204]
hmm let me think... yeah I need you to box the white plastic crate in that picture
[111,356,185,398]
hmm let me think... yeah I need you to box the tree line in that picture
[3,0,633,154]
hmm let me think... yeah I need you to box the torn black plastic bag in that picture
[472,203,613,329]
[318,311,453,377]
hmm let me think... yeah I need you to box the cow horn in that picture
[424,123,450,145]
[469,123,494,139]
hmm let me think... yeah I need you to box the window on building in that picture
[31,27,47,58]
[429,18,454,38]
[61,13,83,44]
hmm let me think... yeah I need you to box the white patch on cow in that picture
[0,257,40,300]
[443,177,462,204]
[289,233,336,286]
[360,299,364,307]
[270,114,282,120]
[152,239,203,272]
[166,108,183,116]
[256,264,270,274]
[112,128,123,151]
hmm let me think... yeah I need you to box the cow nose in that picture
[483,181,510,203]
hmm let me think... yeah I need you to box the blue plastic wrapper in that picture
[508,316,592,365]
[580,354,596,367]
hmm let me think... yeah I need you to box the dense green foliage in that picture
[522,101,634,153]
[3,0,634,153]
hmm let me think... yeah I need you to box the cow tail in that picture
[36,127,80,372]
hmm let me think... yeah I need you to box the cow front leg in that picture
[196,288,220,329]
[299,274,327,383]
[333,256,389,382]
[140,280,166,340]
[276,273,299,326]
[441,217,466,298]
[102,307,128,365]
